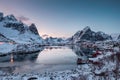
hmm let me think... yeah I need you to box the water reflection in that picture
[10,54,14,63]
[68,45,94,64]
[0,51,41,73]
[0,45,119,79]
[0,46,78,73]
[0,47,44,62]
[0,45,94,74]
[0,66,16,73]
[36,46,77,65]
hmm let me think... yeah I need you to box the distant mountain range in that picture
[44,37,66,45]
[0,12,120,55]
[0,12,119,45]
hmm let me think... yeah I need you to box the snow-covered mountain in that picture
[44,37,66,46]
[0,12,45,55]
[67,26,112,44]
[0,12,44,44]
[110,33,120,41]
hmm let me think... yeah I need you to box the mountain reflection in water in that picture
[0,51,41,62]
[0,46,80,73]
[68,45,94,64]
[0,45,96,74]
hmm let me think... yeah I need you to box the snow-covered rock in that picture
[0,33,14,42]
[4,14,17,21]
[110,33,120,41]
[0,43,15,54]
[118,35,120,40]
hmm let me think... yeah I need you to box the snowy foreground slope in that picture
[0,12,44,55]
[0,41,120,80]
[0,51,120,80]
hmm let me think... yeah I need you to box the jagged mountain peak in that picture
[67,26,112,44]
[74,26,91,37]
[29,23,39,35]
[83,26,91,31]
[4,14,17,21]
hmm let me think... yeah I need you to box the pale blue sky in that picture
[0,0,120,37]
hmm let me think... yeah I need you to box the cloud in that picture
[17,16,30,21]
[42,34,49,39]
[17,15,32,25]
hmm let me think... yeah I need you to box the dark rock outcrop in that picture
[118,35,120,40]
[0,12,3,21]
[29,23,39,35]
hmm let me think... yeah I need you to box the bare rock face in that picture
[0,12,3,21]
[29,23,39,35]
[118,35,120,40]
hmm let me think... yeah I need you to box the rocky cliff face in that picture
[67,26,112,44]
[0,12,3,21]
[29,23,39,35]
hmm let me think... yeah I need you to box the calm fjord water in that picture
[0,46,78,73]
